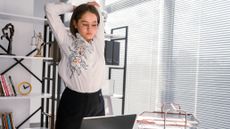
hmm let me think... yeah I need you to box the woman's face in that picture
[74,11,98,42]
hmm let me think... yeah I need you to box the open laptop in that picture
[80,114,137,129]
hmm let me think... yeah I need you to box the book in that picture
[0,78,5,96]
[0,75,10,96]
[0,80,4,96]
[104,40,120,65]
[0,113,2,129]
[8,76,17,96]
[2,113,8,129]
[6,113,12,129]
[3,74,14,96]
[8,113,15,129]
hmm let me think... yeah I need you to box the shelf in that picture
[112,94,123,99]
[0,12,46,23]
[104,94,123,99]
[0,55,53,61]
[0,93,52,99]
[105,34,126,40]
[106,65,124,69]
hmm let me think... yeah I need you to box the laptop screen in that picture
[80,114,137,129]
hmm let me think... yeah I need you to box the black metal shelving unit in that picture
[107,26,128,114]
[42,23,61,129]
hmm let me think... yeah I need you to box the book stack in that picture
[0,112,16,129]
[0,75,17,96]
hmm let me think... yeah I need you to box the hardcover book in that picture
[8,76,17,96]
[0,80,4,96]
[0,75,10,96]
[4,74,14,96]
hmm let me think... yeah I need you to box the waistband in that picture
[64,87,102,97]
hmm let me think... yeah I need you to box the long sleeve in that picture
[45,2,74,45]
[94,8,105,55]
[45,2,89,56]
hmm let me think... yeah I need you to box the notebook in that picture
[80,114,137,129]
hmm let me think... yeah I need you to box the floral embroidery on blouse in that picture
[68,34,94,77]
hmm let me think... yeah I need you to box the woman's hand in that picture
[87,1,100,8]
[73,1,100,11]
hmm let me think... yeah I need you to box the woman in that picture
[45,1,106,129]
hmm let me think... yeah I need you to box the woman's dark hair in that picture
[70,3,100,36]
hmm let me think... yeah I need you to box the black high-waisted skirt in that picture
[55,87,105,129]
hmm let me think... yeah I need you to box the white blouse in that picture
[45,2,106,93]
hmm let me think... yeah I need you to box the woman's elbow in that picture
[44,3,54,13]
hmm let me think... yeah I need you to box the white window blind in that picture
[163,0,230,128]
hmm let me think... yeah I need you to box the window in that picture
[162,0,230,128]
